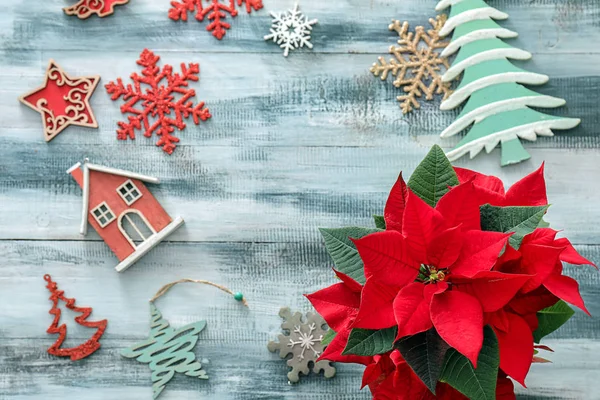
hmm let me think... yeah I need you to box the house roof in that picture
[67,160,160,236]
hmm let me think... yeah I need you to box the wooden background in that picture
[1,0,599,399]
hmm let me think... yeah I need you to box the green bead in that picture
[233,292,244,301]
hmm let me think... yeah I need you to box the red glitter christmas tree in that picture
[44,275,107,361]
[105,49,211,154]
[169,0,263,40]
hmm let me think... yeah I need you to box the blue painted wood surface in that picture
[0,0,599,399]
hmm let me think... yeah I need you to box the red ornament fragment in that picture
[169,0,263,40]
[63,0,129,19]
[44,274,107,361]
[105,49,211,154]
[19,60,100,142]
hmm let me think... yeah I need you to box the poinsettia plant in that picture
[307,145,595,400]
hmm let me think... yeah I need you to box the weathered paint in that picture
[0,0,598,399]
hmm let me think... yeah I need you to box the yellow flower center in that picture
[429,270,446,282]
[419,265,447,283]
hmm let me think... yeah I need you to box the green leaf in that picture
[407,145,459,207]
[342,327,397,356]
[538,217,551,228]
[533,300,575,343]
[480,205,550,249]
[440,326,499,400]
[373,215,386,230]
[322,329,337,346]
[319,227,381,284]
[396,329,451,394]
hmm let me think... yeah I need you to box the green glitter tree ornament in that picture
[437,0,580,166]
[121,278,248,399]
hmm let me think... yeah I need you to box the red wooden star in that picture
[19,60,100,142]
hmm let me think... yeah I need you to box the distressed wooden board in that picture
[1,148,600,245]
[1,51,598,144]
[2,338,599,400]
[0,241,598,400]
[1,0,599,399]
[1,0,599,54]
[1,241,598,339]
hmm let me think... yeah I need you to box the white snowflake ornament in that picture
[267,307,335,383]
[264,3,318,57]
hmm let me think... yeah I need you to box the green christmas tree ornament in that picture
[122,278,248,399]
[122,304,208,399]
[436,0,580,166]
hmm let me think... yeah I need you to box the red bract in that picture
[353,182,524,366]
[305,270,372,366]
[487,308,534,386]
[455,163,547,207]
[363,350,465,400]
[496,227,594,314]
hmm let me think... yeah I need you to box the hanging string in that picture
[150,278,249,307]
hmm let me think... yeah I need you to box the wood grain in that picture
[1,0,598,399]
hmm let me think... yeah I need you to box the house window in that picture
[91,202,116,228]
[117,180,142,205]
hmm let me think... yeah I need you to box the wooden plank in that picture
[0,148,600,244]
[1,0,599,398]
[1,51,598,146]
[1,239,598,398]
[0,241,597,339]
[0,0,599,55]
[1,338,597,399]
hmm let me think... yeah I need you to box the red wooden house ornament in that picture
[68,160,184,272]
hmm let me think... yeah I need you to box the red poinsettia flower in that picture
[454,163,547,207]
[305,270,372,366]
[485,284,565,386]
[512,228,594,309]
[495,228,594,314]
[363,349,466,400]
[351,176,529,366]
[486,227,595,385]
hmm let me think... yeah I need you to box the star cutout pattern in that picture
[19,60,100,142]
[121,304,208,399]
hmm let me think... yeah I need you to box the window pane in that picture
[120,187,128,195]
[99,216,106,225]
[100,205,107,212]
[93,209,102,217]
[125,195,132,202]
[131,190,140,198]
[106,212,114,221]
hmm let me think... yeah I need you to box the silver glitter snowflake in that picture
[267,307,335,383]
[264,3,318,57]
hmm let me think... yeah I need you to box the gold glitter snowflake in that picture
[371,15,452,114]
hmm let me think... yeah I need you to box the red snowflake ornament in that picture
[169,0,263,40]
[63,0,129,19]
[44,274,107,361]
[105,49,211,155]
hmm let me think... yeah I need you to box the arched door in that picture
[118,210,156,249]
